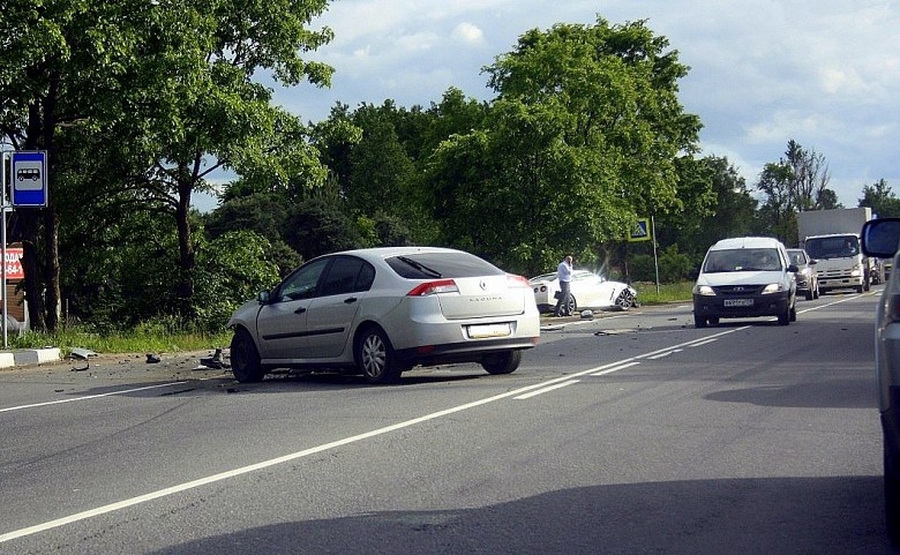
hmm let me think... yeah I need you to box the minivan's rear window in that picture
[386,252,504,279]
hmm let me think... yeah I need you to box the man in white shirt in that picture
[554,255,573,316]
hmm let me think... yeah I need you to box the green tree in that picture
[429,18,702,276]
[859,179,900,218]
[0,0,334,330]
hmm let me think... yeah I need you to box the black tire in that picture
[230,328,265,383]
[481,350,522,375]
[615,290,635,310]
[886,442,900,544]
[356,326,402,384]
[805,289,814,301]
[789,302,797,322]
[693,312,707,328]
[565,295,577,315]
[777,305,790,325]
[814,283,820,299]
[708,317,719,326]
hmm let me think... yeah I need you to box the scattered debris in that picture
[199,348,229,370]
[68,347,98,360]
[146,353,161,364]
[580,310,594,319]
[71,363,90,372]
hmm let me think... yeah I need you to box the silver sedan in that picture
[227,246,541,384]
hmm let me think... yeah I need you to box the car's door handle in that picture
[294,307,306,314]
[344,297,358,304]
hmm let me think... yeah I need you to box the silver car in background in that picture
[227,246,541,385]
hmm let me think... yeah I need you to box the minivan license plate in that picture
[724,298,753,307]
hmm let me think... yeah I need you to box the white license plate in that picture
[724,298,754,307]
[467,323,511,339]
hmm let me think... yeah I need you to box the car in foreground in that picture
[227,246,541,385]
[787,248,819,300]
[528,269,638,314]
[692,236,798,327]
[860,217,900,543]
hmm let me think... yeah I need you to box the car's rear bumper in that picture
[692,292,790,319]
[395,335,539,366]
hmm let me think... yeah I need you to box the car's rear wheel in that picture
[565,295,577,315]
[356,326,402,384]
[481,350,522,375]
[230,328,265,383]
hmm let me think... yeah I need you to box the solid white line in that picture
[648,348,683,360]
[513,380,580,400]
[0,382,189,414]
[689,338,719,347]
[0,319,766,543]
[590,361,641,376]
[0,375,588,544]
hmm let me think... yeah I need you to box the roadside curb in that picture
[0,347,61,369]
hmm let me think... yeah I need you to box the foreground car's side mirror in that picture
[257,291,271,304]
[861,218,900,258]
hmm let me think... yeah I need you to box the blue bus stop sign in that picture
[11,151,48,207]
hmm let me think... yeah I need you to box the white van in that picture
[692,236,798,328]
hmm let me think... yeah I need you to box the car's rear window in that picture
[386,252,504,279]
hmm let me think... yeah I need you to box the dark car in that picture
[787,248,819,300]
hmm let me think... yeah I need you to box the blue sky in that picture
[198,0,900,212]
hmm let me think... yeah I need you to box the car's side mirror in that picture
[862,218,900,258]
[788,264,799,273]
[809,259,818,265]
[257,290,271,304]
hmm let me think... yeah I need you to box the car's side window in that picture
[319,256,374,297]
[277,258,330,301]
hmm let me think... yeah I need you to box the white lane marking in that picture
[590,361,641,376]
[0,372,605,544]
[513,380,580,400]
[0,382,189,414]
[648,349,683,360]
[0,318,778,543]
[690,338,719,347]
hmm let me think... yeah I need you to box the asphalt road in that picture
[0,290,895,554]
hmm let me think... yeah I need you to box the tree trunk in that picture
[174,172,195,321]
[43,206,60,331]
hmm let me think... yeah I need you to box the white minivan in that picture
[692,236,798,328]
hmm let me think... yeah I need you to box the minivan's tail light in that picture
[407,279,459,296]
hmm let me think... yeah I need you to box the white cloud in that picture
[243,0,900,212]
[452,22,485,45]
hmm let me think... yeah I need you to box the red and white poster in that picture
[4,248,24,280]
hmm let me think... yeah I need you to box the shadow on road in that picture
[146,476,896,555]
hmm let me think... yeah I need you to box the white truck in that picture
[797,207,874,294]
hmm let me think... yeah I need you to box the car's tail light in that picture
[507,274,529,287]
[407,279,459,296]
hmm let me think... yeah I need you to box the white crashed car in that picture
[528,269,638,314]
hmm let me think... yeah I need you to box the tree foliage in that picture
[426,18,702,276]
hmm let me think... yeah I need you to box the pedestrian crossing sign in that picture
[628,218,651,242]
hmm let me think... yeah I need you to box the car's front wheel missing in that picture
[230,328,265,383]
[481,350,521,375]
[356,326,402,384]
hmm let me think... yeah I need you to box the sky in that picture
[199,0,900,211]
